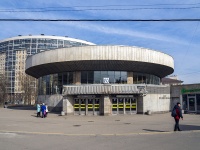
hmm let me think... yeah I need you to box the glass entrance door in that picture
[74,98,100,115]
[74,99,80,115]
[188,97,196,112]
[88,99,93,115]
[80,99,86,115]
[112,98,118,115]
[94,99,100,115]
[112,97,137,115]
[131,98,137,114]
[125,98,131,114]
[118,98,124,114]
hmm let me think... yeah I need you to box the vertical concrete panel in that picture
[76,71,81,85]
[97,47,101,60]
[112,46,117,60]
[58,48,65,62]
[68,48,74,61]
[66,96,74,115]
[102,95,112,115]
[49,50,58,63]
[127,72,133,84]
[75,47,82,60]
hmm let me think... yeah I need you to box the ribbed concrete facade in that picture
[26,45,174,78]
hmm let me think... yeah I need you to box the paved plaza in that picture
[0,106,200,150]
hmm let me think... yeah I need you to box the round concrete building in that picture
[26,45,174,115]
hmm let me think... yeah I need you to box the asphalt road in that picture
[0,106,200,150]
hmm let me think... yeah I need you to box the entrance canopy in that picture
[62,84,147,96]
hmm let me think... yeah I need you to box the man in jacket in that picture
[173,102,183,131]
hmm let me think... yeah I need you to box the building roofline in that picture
[0,35,95,45]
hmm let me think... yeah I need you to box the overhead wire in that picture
[0,19,200,21]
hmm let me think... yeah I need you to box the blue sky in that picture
[0,0,200,84]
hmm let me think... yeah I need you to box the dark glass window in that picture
[133,74,137,84]
[52,74,58,94]
[137,74,143,84]
[121,71,127,84]
[81,71,87,84]
[108,71,115,84]
[32,39,37,43]
[115,71,121,84]
[101,71,108,84]
[94,71,101,84]
[58,73,63,94]
[182,94,188,110]
[63,72,68,85]
[69,72,73,84]
[88,71,94,84]
[196,94,200,111]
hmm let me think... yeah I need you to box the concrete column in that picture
[63,96,74,115]
[62,98,67,113]
[101,95,112,116]
[137,96,144,114]
[127,72,133,84]
[86,99,88,115]
[73,71,81,85]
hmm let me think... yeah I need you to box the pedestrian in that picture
[41,103,46,118]
[36,103,41,117]
[45,104,48,117]
[172,102,183,131]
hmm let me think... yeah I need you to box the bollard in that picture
[61,111,65,116]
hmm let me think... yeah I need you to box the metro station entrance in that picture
[74,98,100,115]
[112,96,137,115]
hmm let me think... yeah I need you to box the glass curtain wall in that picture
[0,36,91,94]
[81,71,127,84]
[133,73,160,85]
[39,71,161,95]
[38,72,73,95]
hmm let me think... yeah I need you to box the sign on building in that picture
[103,77,109,84]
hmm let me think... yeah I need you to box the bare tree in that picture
[19,74,38,105]
[0,74,9,106]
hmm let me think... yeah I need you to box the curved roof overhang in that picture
[25,45,174,78]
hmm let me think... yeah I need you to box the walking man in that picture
[173,102,183,131]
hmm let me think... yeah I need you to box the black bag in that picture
[171,108,177,117]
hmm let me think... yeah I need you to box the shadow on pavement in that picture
[180,125,200,131]
[143,129,167,132]
[143,125,200,132]
[7,105,36,110]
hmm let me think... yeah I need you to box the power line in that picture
[0,19,200,22]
